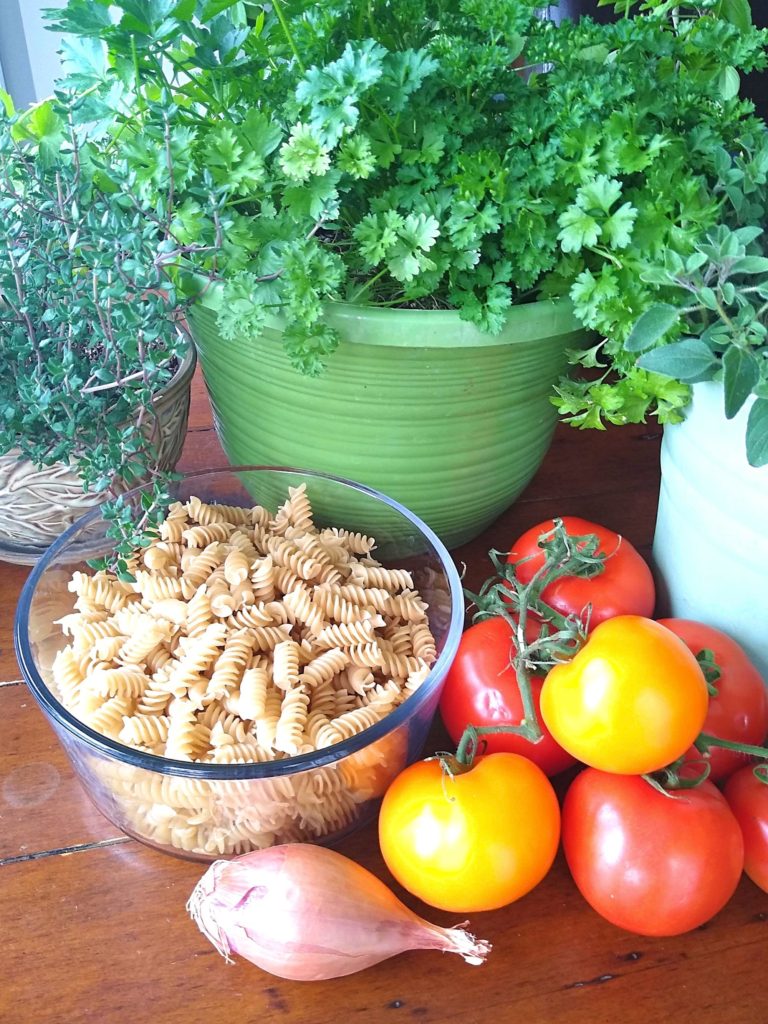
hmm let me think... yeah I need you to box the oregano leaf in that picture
[624,304,680,354]
[746,399,768,468]
[637,339,718,383]
[722,346,759,419]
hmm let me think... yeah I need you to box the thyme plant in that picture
[0,94,189,566]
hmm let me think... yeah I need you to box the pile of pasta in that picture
[50,486,438,857]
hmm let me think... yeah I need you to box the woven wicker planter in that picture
[0,344,196,564]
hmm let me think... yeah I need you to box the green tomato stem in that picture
[454,720,541,768]
[697,731,768,760]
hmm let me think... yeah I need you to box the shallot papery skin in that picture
[187,843,492,981]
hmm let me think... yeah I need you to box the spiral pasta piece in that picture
[168,623,228,690]
[250,554,276,602]
[85,696,133,739]
[320,527,376,555]
[165,700,209,761]
[249,623,293,652]
[272,565,304,595]
[146,599,188,626]
[282,585,325,636]
[135,680,174,717]
[229,602,281,629]
[68,572,133,614]
[198,703,254,744]
[237,663,270,721]
[223,548,250,586]
[142,544,178,573]
[312,587,377,623]
[92,635,127,664]
[255,688,283,749]
[227,529,259,561]
[186,586,213,637]
[348,564,414,590]
[274,683,310,756]
[206,629,256,701]
[119,714,171,748]
[88,665,148,699]
[159,502,188,542]
[117,619,170,665]
[186,496,251,527]
[272,638,301,691]
[300,647,349,688]
[410,621,438,662]
[266,536,321,581]
[208,740,273,765]
[182,522,234,547]
[180,542,226,599]
[52,647,86,706]
[315,618,383,650]
[316,702,389,746]
[386,591,429,622]
[134,570,183,604]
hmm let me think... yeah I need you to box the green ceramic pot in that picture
[187,292,585,548]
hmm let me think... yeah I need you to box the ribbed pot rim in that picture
[191,283,584,349]
[150,335,197,407]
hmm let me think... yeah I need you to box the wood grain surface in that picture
[2,370,766,1024]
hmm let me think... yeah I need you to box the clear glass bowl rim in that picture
[14,464,465,780]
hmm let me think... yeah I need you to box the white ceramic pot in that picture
[652,380,768,681]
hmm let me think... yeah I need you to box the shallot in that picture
[187,843,492,981]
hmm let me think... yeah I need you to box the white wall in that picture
[0,0,65,108]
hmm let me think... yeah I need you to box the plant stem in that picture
[713,290,737,331]
[273,0,305,73]
[349,267,388,303]
[454,721,540,768]
[697,732,768,760]
[81,369,147,394]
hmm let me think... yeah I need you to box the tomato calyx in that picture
[468,518,609,646]
[646,733,768,796]
[432,724,523,778]
[695,648,722,696]
[642,758,712,796]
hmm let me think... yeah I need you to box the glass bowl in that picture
[15,467,463,862]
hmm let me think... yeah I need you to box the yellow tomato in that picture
[539,615,709,775]
[378,753,560,913]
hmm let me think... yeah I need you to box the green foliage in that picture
[46,0,768,461]
[0,94,190,556]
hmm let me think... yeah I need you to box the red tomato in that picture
[562,768,744,936]
[438,617,576,776]
[724,766,768,893]
[508,516,655,628]
[657,619,768,781]
[540,615,709,775]
[379,753,561,913]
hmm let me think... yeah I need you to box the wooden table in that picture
[3,372,766,1024]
